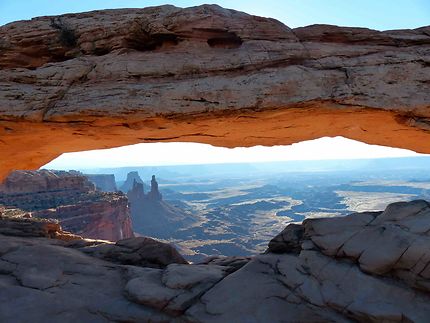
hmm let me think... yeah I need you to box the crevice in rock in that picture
[207,32,243,49]
[49,17,78,48]
[126,32,179,52]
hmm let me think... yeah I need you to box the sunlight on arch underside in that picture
[42,136,422,170]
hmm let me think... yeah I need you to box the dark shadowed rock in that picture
[0,208,81,241]
[120,171,145,193]
[85,173,117,192]
[79,236,188,268]
[267,223,304,254]
[127,175,196,238]
[148,175,162,201]
[198,256,253,273]
[125,263,228,316]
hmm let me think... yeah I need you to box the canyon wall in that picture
[85,174,117,192]
[0,5,429,179]
[0,169,94,194]
[0,170,134,241]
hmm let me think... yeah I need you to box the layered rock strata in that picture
[0,207,81,241]
[1,200,430,322]
[0,5,429,180]
[0,170,134,241]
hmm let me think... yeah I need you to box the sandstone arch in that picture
[1,5,429,180]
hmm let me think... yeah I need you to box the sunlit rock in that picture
[0,170,134,241]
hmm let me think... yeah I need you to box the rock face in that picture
[267,200,430,291]
[1,200,430,322]
[0,170,134,241]
[85,173,117,192]
[148,175,162,201]
[0,215,190,322]
[0,207,81,241]
[127,175,195,238]
[0,169,95,194]
[0,5,429,180]
[79,236,188,268]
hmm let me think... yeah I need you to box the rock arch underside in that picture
[0,5,430,180]
[2,5,430,322]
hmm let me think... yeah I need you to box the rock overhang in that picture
[0,4,429,180]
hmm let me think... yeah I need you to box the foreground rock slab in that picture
[1,200,430,322]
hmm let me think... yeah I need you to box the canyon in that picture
[1,4,430,322]
[0,170,134,241]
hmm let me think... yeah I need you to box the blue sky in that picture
[1,0,429,30]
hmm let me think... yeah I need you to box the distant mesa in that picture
[120,171,145,193]
[85,173,117,192]
[127,173,195,238]
[0,170,134,241]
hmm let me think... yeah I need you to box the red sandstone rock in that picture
[0,170,134,241]
[79,236,188,268]
[0,169,94,194]
[0,207,82,241]
[33,195,134,241]
[0,5,429,180]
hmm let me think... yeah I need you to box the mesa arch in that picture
[0,4,429,180]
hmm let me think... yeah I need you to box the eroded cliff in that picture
[0,170,134,241]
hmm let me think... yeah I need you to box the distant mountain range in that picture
[77,156,430,182]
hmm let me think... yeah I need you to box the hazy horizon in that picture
[42,137,424,170]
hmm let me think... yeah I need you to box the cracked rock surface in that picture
[0,5,430,179]
[1,200,430,322]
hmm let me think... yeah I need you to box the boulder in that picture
[79,236,188,268]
